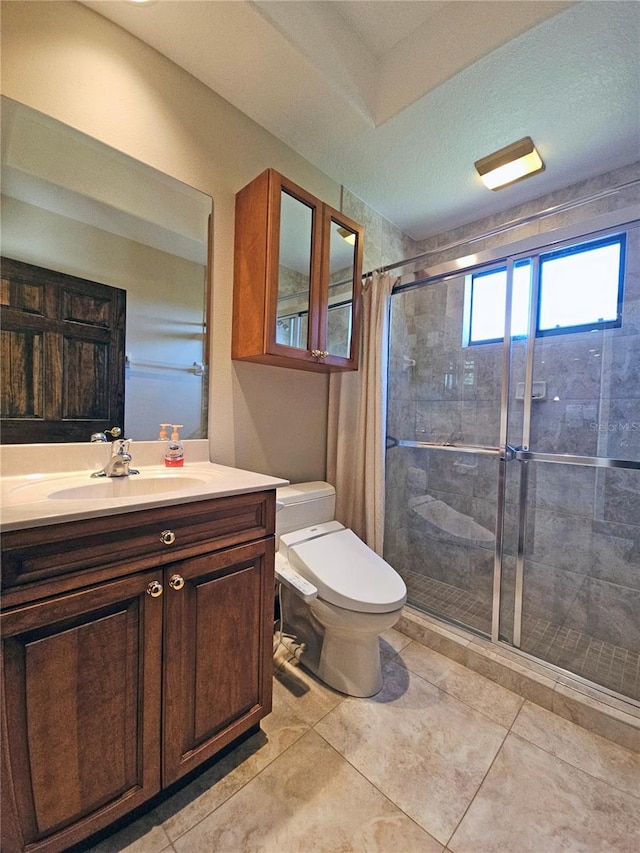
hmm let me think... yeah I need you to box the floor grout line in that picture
[505,728,640,801]
[311,727,444,849]
[396,640,525,729]
[442,707,515,850]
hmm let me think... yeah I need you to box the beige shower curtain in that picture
[326,271,395,555]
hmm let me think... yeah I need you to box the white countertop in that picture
[0,442,288,531]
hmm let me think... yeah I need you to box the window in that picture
[465,233,625,345]
[468,260,531,344]
[537,235,624,335]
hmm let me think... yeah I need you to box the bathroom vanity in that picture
[0,452,285,853]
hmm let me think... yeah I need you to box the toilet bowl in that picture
[275,483,407,697]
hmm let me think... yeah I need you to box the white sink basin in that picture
[4,467,217,504]
[0,459,288,532]
[49,475,207,501]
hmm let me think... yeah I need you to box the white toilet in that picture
[275,482,407,697]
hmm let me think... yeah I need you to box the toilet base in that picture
[281,587,402,698]
[316,628,383,697]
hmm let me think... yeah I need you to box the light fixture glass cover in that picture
[337,226,356,245]
[475,137,544,191]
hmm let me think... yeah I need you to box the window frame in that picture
[535,232,625,338]
[465,232,626,347]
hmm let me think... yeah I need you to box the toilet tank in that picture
[276,481,336,541]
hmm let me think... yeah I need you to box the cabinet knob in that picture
[160,529,176,546]
[169,573,185,591]
[311,349,321,358]
[321,351,329,359]
[146,580,163,598]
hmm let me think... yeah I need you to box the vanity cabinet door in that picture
[162,538,274,784]
[0,571,163,853]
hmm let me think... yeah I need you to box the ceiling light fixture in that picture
[337,226,356,245]
[474,136,544,191]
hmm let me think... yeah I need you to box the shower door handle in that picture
[511,448,640,470]
[386,437,501,455]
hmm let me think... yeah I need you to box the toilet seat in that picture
[282,523,407,614]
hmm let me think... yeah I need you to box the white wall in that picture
[0,0,337,481]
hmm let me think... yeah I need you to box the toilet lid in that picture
[287,528,407,613]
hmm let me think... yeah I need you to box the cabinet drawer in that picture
[1,491,275,602]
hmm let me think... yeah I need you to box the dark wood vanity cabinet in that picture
[232,169,364,372]
[0,492,275,853]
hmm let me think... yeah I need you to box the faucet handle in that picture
[90,426,122,442]
[112,438,131,457]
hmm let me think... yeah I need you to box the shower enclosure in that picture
[385,222,640,703]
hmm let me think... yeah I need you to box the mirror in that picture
[326,217,357,359]
[0,97,211,443]
[276,190,313,350]
[275,187,358,359]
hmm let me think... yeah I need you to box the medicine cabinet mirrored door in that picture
[275,189,315,352]
[319,209,360,364]
[233,169,363,372]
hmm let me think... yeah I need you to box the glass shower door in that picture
[385,273,504,637]
[503,225,640,700]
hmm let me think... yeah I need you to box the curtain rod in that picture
[366,177,640,278]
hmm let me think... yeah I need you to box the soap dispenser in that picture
[158,423,170,441]
[164,424,184,467]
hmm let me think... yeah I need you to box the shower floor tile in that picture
[404,570,493,635]
[403,569,640,701]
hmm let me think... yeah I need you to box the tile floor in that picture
[83,630,640,853]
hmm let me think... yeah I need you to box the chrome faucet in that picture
[91,438,140,478]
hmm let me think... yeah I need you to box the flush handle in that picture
[160,529,176,546]
[169,574,185,591]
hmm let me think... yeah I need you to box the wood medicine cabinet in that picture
[232,169,363,372]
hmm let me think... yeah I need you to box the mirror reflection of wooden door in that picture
[0,258,125,443]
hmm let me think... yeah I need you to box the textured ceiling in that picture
[82,0,640,240]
